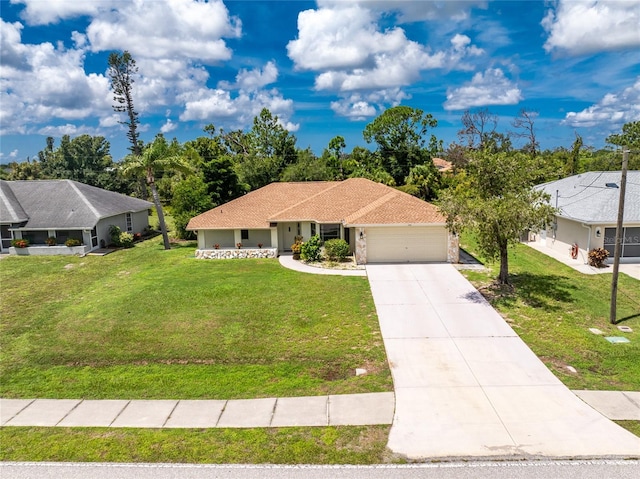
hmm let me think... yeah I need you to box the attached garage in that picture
[366,226,448,263]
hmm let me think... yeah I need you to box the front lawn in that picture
[0,238,391,399]
[460,236,640,391]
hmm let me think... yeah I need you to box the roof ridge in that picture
[344,190,399,224]
[66,179,101,219]
[269,181,341,219]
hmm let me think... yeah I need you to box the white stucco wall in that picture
[545,216,594,262]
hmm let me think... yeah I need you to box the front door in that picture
[282,222,300,252]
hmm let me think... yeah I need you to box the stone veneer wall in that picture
[447,232,459,263]
[195,248,277,260]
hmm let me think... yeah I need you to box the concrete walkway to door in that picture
[366,263,640,459]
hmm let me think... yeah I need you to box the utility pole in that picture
[610,149,629,324]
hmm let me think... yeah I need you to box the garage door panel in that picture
[367,226,448,263]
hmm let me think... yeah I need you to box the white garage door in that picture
[366,226,448,263]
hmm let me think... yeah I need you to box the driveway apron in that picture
[367,263,640,459]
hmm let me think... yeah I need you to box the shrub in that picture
[11,238,29,248]
[300,234,322,262]
[45,236,57,246]
[588,247,609,268]
[324,238,350,261]
[108,225,122,246]
[291,241,302,254]
[65,238,81,247]
[119,232,134,249]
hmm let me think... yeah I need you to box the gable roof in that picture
[535,171,640,224]
[0,180,153,229]
[187,178,445,230]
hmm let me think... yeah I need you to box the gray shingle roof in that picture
[0,180,153,229]
[536,171,640,224]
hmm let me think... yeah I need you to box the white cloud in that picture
[86,0,241,64]
[37,123,102,137]
[563,78,640,127]
[160,119,177,134]
[317,1,487,22]
[330,89,409,120]
[444,68,523,110]
[287,6,410,71]
[288,5,483,94]
[179,62,298,132]
[543,0,640,55]
[219,61,279,91]
[0,19,112,134]
[10,0,117,25]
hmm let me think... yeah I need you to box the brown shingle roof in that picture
[187,178,445,230]
[432,157,453,172]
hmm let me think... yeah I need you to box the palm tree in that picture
[121,135,195,250]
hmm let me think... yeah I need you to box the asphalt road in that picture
[2,461,639,479]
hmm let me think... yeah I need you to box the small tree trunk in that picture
[150,182,171,250]
[498,241,509,284]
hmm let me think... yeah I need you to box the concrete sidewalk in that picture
[367,263,640,459]
[1,393,395,428]
[1,390,637,429]
[526,242,640,280]
[278,254,367,276]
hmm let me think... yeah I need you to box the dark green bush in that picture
[300,234,322,262]
[324,238,350,261]
[108,225,122,246]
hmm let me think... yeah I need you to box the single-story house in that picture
[187,177,458,264]
[0,179,153,255]
[533,171,640,261]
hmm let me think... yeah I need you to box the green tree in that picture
[223,108,298,190]
[281,148,333,182]
[171,175,214,240]
[404,162,441,200]
[326,135,346,179]
[564,133,583,176]
[606,121,640,149]
[363,105,439,184]
[108,51,141,156]
[439,150,555,284]
[7,158,42,180]
[347,147,395,185]
[606,121,640,170]
[121,135,195,250]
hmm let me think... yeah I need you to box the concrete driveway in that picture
[367,263,640,459]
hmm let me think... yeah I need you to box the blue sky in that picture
[1,0,639,162]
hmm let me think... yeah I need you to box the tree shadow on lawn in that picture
[482,272,577,312]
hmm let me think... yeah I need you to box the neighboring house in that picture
[0,179,153,255]
[187,177,458,264]
[534,171,640,262]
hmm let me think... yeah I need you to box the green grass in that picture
[460,235,640,391]
[0,426,396,464]
[0,237,391,399]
